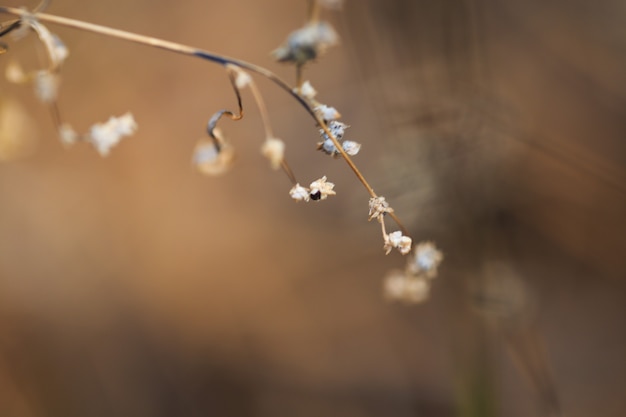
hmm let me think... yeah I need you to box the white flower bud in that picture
[342,140,361,156]
[5,60,27,84]
[368,196,394,221]
[407,242,443,278]
[314,104,341,122]
[299,81,317,99]
[233,68,252,89]
[58,123,78,146]
[384,231,413,255]
[273,21,338,65]
[88,112,137,157]
[261,137,285,170]
[289,184,310,202]
[192,131,236,177]
[309,176,336,201]
[34,70,59,103]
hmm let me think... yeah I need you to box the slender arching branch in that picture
[0,5,409,234]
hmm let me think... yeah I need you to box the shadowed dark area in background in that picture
[0,0,624,416]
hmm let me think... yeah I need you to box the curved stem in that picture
[0,7,313,111]
[307,0,320,23]
[0,6,409,235]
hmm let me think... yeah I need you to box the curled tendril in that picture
[205,69,246,151]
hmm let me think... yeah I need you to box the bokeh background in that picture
[1,0,625,416]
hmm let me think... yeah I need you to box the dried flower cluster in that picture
[384,242,444,303]
[192,128,236,176]
[273,21,338,66]
[297,81,362,159]
[289,176,336,202]
[2,8,138,156]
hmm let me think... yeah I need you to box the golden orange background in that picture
[0,1,625,416]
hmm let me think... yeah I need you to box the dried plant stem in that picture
[248,80,274,140]
[279,159,298,185]
[379,214,388,237]
[0,6,409,234]
[295,63,303,91]
[243,69,299,185]
[307,0,321,23]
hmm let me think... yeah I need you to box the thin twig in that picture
[0,5,409,235]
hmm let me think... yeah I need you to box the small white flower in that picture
[33,70,59,103]
[342,140,361,156]
[318,138,338,155]
[192,137,236,176]
[88,112,137,157]
[384,231,412,255]
[314,104,341,122]
[309,176,336,201]
[192,128,234,175]
[368,196,394,221]
[58,123,78,146]
[226,64,252,89]
[5,60,27,84]
[289,184,310,202]
[319,120,348,141]
[261,137,285,170]
[317,121,353,157]
[407,242,443,278]
[299,80,317,99]
[273,21,338,65]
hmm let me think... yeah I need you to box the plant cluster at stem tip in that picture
[0,0,443,304]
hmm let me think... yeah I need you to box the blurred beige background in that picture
[1,1,625,416]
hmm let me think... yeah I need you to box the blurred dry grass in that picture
[0,0,625,416]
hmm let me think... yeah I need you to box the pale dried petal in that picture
[314,104,341,122]
[299,81,317,99]
[33,70,59,103]
[342,140,361,156]
[58,123,78,146]
[407,241,444,278]
[273,21,338,65]
[5,60,28,84]
[289,184,310,202]
[384,231,412,255]
[88,112,137,157]
[261,137,285,170]
[193,139,235,176]
[227,64,252,89]
[309,176,336,201]
[318,138,338,156]
[319,120,348,141]
[368,196,394,221]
